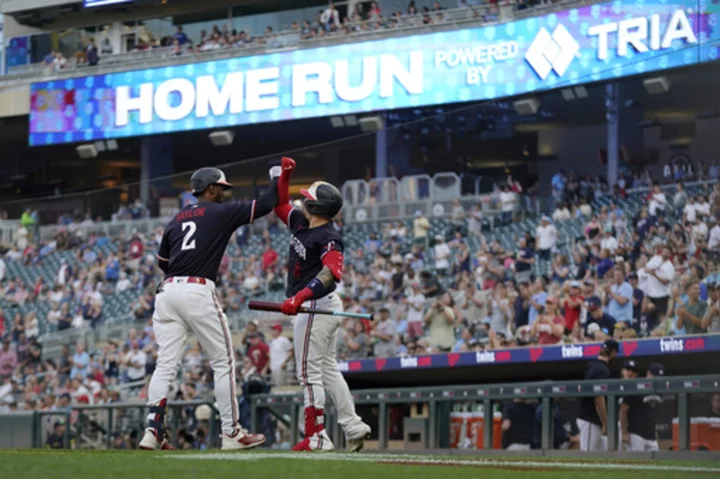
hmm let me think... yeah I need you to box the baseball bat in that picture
[248,300,373,320]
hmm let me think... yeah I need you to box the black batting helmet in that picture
[300,181,343,218]
[190,168,233,196]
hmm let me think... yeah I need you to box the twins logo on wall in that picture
[29,0,719,145]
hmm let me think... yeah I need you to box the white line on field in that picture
[160,452,720,473]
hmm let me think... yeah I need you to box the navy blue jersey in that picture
[158,201,257,280]
[286,209,343,297]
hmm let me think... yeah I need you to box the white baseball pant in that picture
[576,418,607,451]
[293,293,365,438]
[147,277,239,435]
[622,432,659,451]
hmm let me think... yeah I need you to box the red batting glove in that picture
[281,288,312,316]
[281,157,296,175]
[281,296,304,316]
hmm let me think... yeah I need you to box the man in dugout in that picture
[619,361,665,451]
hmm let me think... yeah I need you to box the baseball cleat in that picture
[221,429,266,450]
[139,428,175,451]
[292,430,335,452]
[346,423,371,453]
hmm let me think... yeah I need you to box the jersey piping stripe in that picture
[156,254,169,262]
[249,200,257,224]
[211,290,238,428]
[301,300,316,420]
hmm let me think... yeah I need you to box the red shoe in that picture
[221,429,266,450]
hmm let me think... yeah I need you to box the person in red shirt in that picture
[247,333,270,376]
[261,240,278,272]
[531,297,565,345]
[563,280,585,333]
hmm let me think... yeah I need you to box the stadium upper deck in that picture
[0,0,601,88]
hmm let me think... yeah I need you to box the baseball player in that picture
[139,167,278,451]
[272,157,371,452]
[619,361,665,451]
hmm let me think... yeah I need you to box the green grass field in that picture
[1,451,720,479]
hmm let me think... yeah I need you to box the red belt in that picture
[164,276,207,285]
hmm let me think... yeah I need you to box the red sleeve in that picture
[274,204,293,225]
[322,250,343,281]
[274,170,292,225]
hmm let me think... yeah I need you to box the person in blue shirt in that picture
[528,278,548,327]
[596,249,614,279]
[105,255,120,282]
[70,343,90,380]
[173,26,188,45]
[605,267,634,325]
[584,296,616,337]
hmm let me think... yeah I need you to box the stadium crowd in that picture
[0,172,718,446]
[23,0,556,74]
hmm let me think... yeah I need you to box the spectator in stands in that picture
[0,338,17,379]
[451,199,465,230]
[535,216,557,261]
[52,52,67,71]
[86,38,99,66]
[406,282,426,338]
[101,38,113,55]
[125,340,147,385]
[531,297,564,345]
[70,343,89,380]
[371,308,396,358]
[57,303,72,331]
[269,324,292,387]
[424,296,455,352]
[499,185,516,225]
[702,284,720,332]
[247,332,270,377]
[675,281,708,335]
[413,210,431,246]
[132,290,155,320]
[174,26,188,45]
[25,312,39,340]
[583,296,616,340]
[552,202,572,222]
[489,283,512,336]
[433,235,450,276]
[645,247,675,327]
[605,267,633,327]
[528,278,548,327]
[320,2,341,31]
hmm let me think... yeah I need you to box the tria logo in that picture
[525,24,579,80]
[525,9,697,80]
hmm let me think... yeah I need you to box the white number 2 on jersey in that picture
[181,221,197,251]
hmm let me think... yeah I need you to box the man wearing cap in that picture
[247,333,270,377]
[580,296,616,340]
[619,362,665,451]
[269,324,293,387]
[577,339,619,451]
[46,420,67,449]
[605,268,634,327]
[535,216,557,261]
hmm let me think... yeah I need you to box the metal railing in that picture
[0,399,218,449]
[251,374,720,452]
[0,0,606,89]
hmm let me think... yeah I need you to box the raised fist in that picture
[281,156,296,172]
